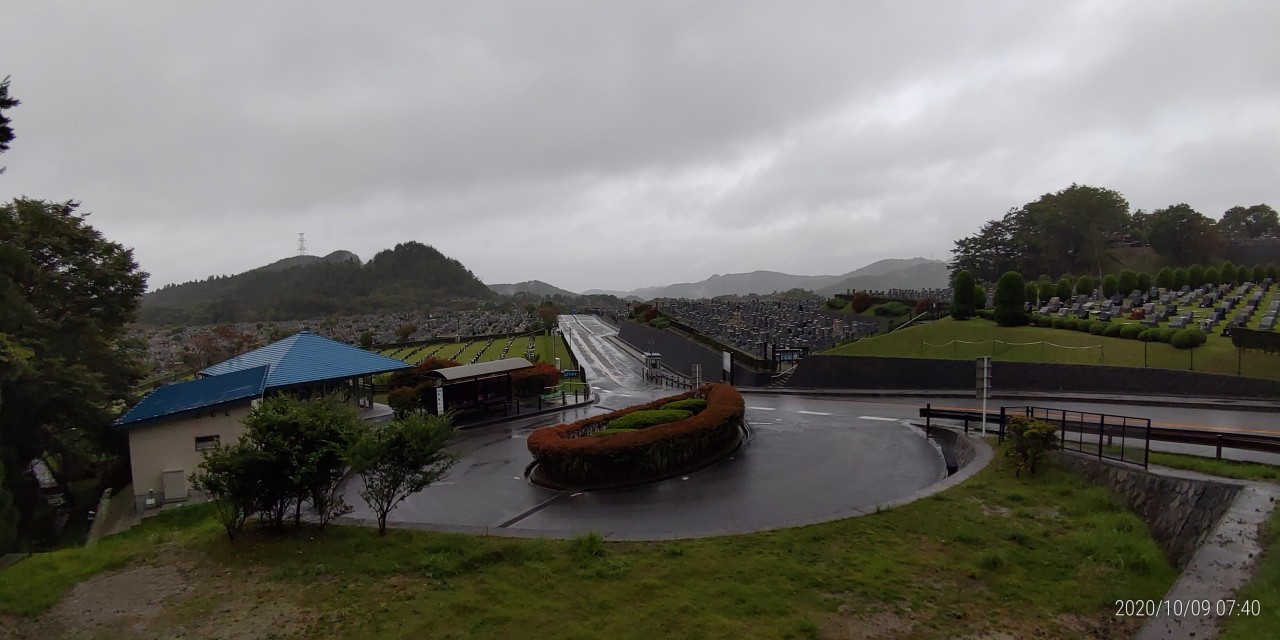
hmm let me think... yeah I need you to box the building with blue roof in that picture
[120,331,411,515]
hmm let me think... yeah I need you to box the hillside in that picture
[488,280,579,298]
[140,242,492,325]
[585,258,947,300]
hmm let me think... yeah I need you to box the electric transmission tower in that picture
[297,233,307,257]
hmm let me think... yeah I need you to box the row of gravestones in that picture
[1034,279,1276,335]
[657,297,849,355]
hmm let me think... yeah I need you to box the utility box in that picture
[162,469,188,503]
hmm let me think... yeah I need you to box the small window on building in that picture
[194,435,220,451]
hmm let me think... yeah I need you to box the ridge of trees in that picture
[951,184,1278,284]
[140,241,495,325]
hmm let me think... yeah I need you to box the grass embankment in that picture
[1100,446,1280,483]
[378,334,573,368]
[826,318,1280,380]
[3,457,1177,638]
[1222,515,1280,639]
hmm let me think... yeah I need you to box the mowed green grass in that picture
[1102,446,1280,483]
[0,456,1177,639]
[826,318,1280,380]
[379,334,573,368]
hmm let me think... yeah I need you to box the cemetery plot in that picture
[654,297,879,359]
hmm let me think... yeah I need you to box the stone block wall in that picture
[1053,452,1241,569]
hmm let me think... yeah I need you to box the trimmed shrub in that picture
[1056,277,1073,302]
[1157,328,1176,343]
[1155,267,1175,290]
[875,301,910,317]
[1052,316,1068,330]
[825,297,849,310]
[1004,416,1059,478]
[1087,321,1106,335]
[1119,324,1142,339]
[1102,323,1123,338]
[850,291,873,313]
[1038,280,1057,304]
[1024,282,1039,305]
[973,284,987,310]
[1117,269,1138,296]
[527,384,745,487]
[607,409,693,431]
[1171,328,1208,349]
[1076,320,1093,332]
[976,308,994,320]
[1138,329,1158,342]
[1062,318,1079,331]
[1173,267,1189,290]
[1220,261,1237,285]
[1188,264,1205,287]
[1205,266,1221,287]
[513,362,562,398]
[1075,275,1095,297]
[995,271,1028,326]
[1137,272,1152,292]
[951,271,975,320]
[662,398,707,413]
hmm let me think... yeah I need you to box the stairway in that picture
[768,368,795,387]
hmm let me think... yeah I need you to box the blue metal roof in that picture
[199,331,411,389]
[116,365,268,429]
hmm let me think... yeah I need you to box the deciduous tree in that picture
[349,413,457,536]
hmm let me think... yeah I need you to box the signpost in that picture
[976,357,992,435]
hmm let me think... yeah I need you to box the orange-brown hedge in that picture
[526,383,745,487]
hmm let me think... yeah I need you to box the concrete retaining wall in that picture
[787,354,1280,399]
[1053,452,1241,569]
[616,321,775,385]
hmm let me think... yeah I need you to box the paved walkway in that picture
[745,386,1280,413]
[1134,467,1279,639]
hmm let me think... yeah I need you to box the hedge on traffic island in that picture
[526,383,745,489]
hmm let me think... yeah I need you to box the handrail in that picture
[918,405,1280,461]
[888,311,931,334]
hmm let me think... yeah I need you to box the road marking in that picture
[797,410,833,416]
[748,406,777,411]
[858,416,899,422]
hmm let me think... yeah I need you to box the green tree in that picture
[241,396,363,530]
[1268,264,1279,281]
[349,413,458,536]
[1102,274,1119,298]
[1188,264,1205,287]
[1173,267,1189,290]
[1024,282,1039,305]
[1011,185,1131,277]
[1219,205,1279,241]
[189,441,262,542]
[0,459,17,552]
[1220,261,1237,286]
[1253,265,1266,282]
[1155,267,1175,290]
[1,199,148,533]
[994,272,1028,327]
[1147,204,1223,265]
[0,76,17,173]
[972,284,987,310]
[950,271,975,320]
[1136,272,1152,293]
[1075,275,1095,298]
[359,330,374,349]
[1037,280,1057,304]
[1056,277,1074,302]
[1117,270,1138,296]
[1205,266,1221,287]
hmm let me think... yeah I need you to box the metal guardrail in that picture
[919,403,1280,468]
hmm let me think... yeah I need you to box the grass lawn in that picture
[1,456,1182,639]
[1100,446,1280,483]
[826,318,1280,380]
[1221,515,1280,639]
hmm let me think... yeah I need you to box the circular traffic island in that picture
[527,383,746,490]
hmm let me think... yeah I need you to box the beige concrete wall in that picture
[128,403,253,513]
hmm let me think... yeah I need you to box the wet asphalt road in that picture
[338,315,1280,539]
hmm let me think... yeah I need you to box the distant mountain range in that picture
[582,258,949,300]
[488,280,579,298]
[139,243,492,325]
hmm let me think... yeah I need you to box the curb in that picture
[736,387,1280,413]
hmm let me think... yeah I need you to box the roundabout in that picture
[339,395,958,540]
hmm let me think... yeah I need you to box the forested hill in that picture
[139,242,493,325]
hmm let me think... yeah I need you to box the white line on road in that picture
[857,416,900,422]
[747,406,777,411]
[796,410,833,416]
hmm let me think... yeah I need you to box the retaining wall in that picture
[786,355,1280,399]
[617,321,771,386]
[1053,452,1241,569]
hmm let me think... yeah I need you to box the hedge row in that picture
[526,383,745,488]
[1026,315,1207,349]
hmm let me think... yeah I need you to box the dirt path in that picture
[6,555,317,639]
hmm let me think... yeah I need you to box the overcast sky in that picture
[2,1,1278,293]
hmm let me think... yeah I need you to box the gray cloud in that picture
[2,1,1277,293]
